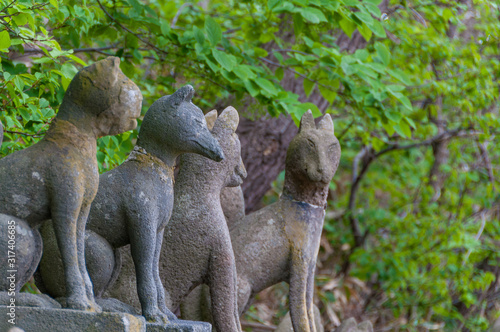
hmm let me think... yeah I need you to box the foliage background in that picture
[0,0,498,330]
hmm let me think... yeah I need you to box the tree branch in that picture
[340,127,478,275]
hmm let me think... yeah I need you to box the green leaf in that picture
[66,54,87,66]
[371,136,385,152]
[0,30,11,50]
[233,65,256,80]
[275,67,284,81]
[358,23,372,42]
[13,13,28,26]
[355,11,374,25]
[254,78,279,96]
[14,76,25,92]
[388,90,412,111]
[319,85,337,103]
[204,58,220,73]
[60,63,78,80]
[303,79,315,97]
[294,102,322,118]
[375,42,390,66]
[364,3,381,17]
[268,0,281,10]
[393,121,412,138]
[387,68,412,85]
[212,49,236,72]
[254,47,268,57]
[368,20,386,38]
[300,7,327,24]
[244,80,260,97]
[161,19,170,36]
[126,0,143,13]
[49,0,59,10]
[19,108,31,121]
[339,18,356,38]
[193,26,205,45]
[293,13,304,36]
[205,17,222,46]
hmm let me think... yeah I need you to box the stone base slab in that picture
[0,305,146,332]
[0,305,212,332]
[147,320,211,332]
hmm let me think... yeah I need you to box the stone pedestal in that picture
[146,320,211,332]
[0,305,212,332]
[0,306,146,332]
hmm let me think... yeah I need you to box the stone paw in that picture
[89,299,103,313]
[161,307,178,321]
[145,309,171,324]
[65,296,95,311]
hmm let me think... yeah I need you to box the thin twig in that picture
[5,130,45,138]
[171,2,192,27]
[95,0,166,55]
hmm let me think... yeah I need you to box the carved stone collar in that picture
[280,193,326,210]
[126,145,174,177]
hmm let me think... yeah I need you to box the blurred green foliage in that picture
[0,0,498,330]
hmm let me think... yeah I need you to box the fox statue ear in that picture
[216,106,239,133]
[317,114,334,133]
[205,110,218,130]
[81,56,121,90]
[169,85,195,110]
[299,109,315,132]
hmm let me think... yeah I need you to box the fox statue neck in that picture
[136,134,177,167]
[282,174,328,209]
[177,164,226,197]
[44,119,97,155]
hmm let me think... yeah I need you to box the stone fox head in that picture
[137,85,224,164]
[57,56,142,137]
[204,108,247,187]
[283,110,341,206]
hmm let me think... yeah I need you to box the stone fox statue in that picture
[232,111,340,332]
[161,106,246,332]
[184,111,340,332]
[40,85,224,323]
[0,57,142,311]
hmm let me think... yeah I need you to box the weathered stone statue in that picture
[220,187,245,226]
[0,120,3,146]
[160,106,246,332]
[232,111,339,331]
[0,56,142,311]
[231,111,339,332]
[205,109,245,226]
[40,86,224,326]
[184,111,340,331]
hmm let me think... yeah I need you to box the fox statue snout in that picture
[191,131,225,162]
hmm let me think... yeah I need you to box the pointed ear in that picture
[205,110,218,130]
[170,85,195,109]
[299,109,315,132]
[104,56,120,85]
[317,114,334,133]
[216,106,239,132]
